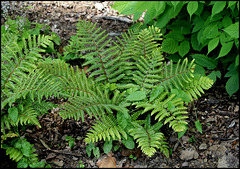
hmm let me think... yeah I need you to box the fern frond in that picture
[129,122,169,157]
[134,93,188,132]
[85,115,127,143]
[6,147,23,162]
[76,20,125,83]
[132,48,164,89]
[183,74,213,101]
[159,58,196,92]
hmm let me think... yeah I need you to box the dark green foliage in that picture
[112,1,239,96]
[1,17,213,160]
[1,17,59,168]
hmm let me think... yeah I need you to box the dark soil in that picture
[1,1,239,168]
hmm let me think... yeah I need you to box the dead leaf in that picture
[96,156,117,168]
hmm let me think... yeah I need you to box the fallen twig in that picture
[92,15,132,24]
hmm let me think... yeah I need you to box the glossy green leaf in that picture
[226,73,239,96]
[207,37,219,55]
[117,112,128,129]
[194,120,202,134]
[103,139,112,154]
[93,147,100,158]
[222,16,232,28]
[211,1,226,18]
[191,54,217,70]
[8,107,18,123]
[122,135,135,149]
[235,55,239,67]
[217,41,234,59]
[223,22,239,39]
[178,40,190,57]
[187,1,198,20]
[164,31,184,42]
[126,91,146,101]
[161,38,179,54]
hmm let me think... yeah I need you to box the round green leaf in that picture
[187,1,198,20]
[8,107,18,123]
[191,54,217,70]
[122,136,135,149]
[161,38,179,54]
[217,41,234,59]
[178,40,190,57]
[207,37,219,55]
[222,16,232,28]
[226,73,239,96]
[103,139,113,154]
[211,1,226,18]
[164,31,184,42]
[223,22,239,39]
[126,91,146,101]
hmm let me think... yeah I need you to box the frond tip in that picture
[128,122,169,157]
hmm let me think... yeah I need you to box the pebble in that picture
[182,162,189,167]
[72,156,78,161]
[199,143,208,150]
[234,105,239,113]
[95,3,104,11]
[209,145,227,158]
[180,148,199,161]
[217,154,239,168]
[53,160,64,167]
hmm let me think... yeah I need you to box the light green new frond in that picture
[159,58,196,92]
[129,122,169,157]
[6,147,23,162]
[85,115,127,143]
[183,74,214,101]
[132,48,164,89]
[135,93,188,132]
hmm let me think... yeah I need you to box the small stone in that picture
[53,160,64,167]
[209,145,227,158]
[217,154,239,168]
[180,148,199,161]
[95,3,104,10]
[228,121,235,128]
[72,156,78,161]
[234,105,239,113]
[182,136,190,144]
[182,162,189,167]
[199,143,208,150]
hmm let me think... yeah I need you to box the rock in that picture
[182,136,190,144]
[134,164,148,168]
[209,145,227,158]
[53,160,64,167]
[199,143,208,150]
[182,162,189,167]
[72,156,78,161]
[217,154,239,168]
[234,105,239,113]
[180,148,199,161]
[95,3,104,10]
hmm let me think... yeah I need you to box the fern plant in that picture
[1,18,58,167]
[54,19,213,157]
[1,18,214,160]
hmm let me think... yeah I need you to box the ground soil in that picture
[1,1,239,168]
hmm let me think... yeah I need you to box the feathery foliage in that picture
[2,18,214,159]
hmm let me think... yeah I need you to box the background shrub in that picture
[112,1,239,96]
